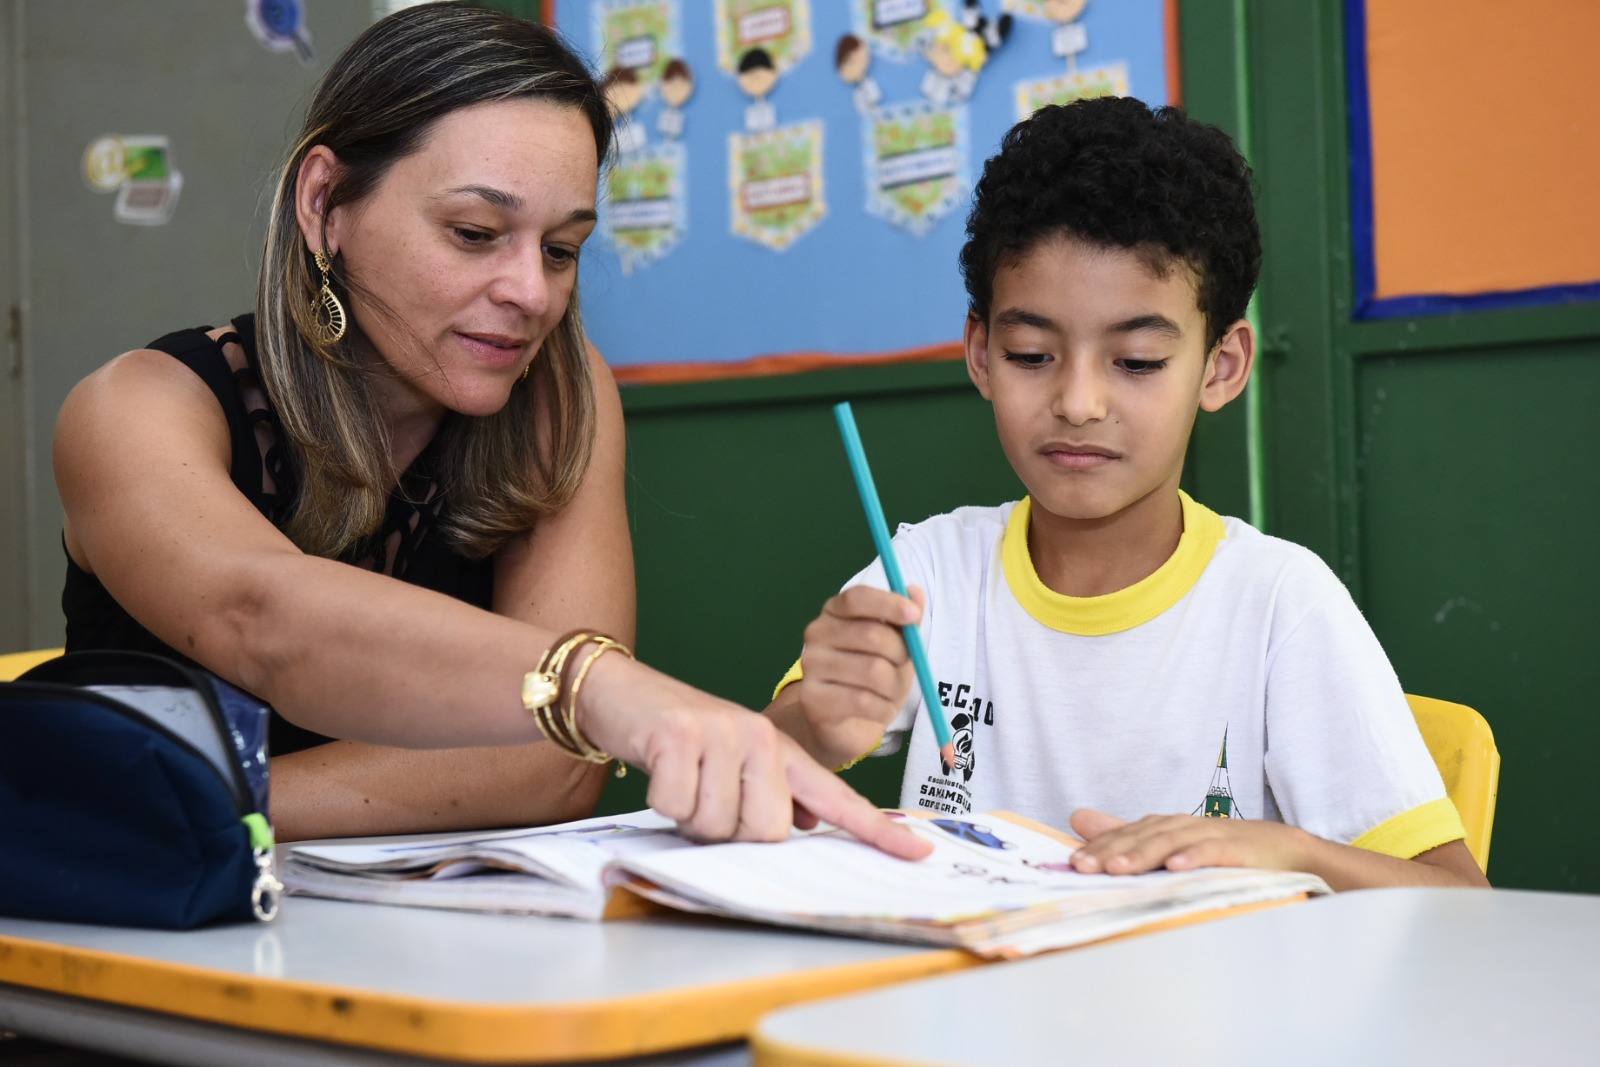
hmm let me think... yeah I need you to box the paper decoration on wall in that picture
[594,1,690,271]
[594,0,679,91]
[602,142,688,273]
[1042,0,1089,72]
[1005,0,1089,74]
[853,0,942,61]
[738,48,781,132]
[920,5,1010,107]
[658,58,694,139]
[603,68,649,155]
[82,135,184,226]
[716,0,812,76]
[959,0,1014,51]
[245,0,315,65]
[835,34,882,114]
[1013,62,1125,119]
[729,121,825,251]
[1010,0,1122,119]
[864,99,968,236]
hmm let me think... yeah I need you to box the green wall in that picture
[600,360,1016,813]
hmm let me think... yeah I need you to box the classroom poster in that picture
[602,142,688,273]
[854,0,946,60]
[729,121,825,250]
[864,99,969,236]
[559,0,1171,375]
[593,0,680,88]
[715,0,812,75]
[1013,63,1126,119]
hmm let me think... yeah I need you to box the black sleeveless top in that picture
[62,314,495,756]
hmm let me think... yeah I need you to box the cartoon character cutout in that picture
[834,33,880,115]
[1046,0,1089,71]
[738,48,779,132]
[960,0,1013,52]
[603,67,647,155]
[920,6,1010,108]
[657,57,694,140]
[947,710,977,782]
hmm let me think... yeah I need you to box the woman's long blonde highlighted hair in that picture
[257,2,613,561]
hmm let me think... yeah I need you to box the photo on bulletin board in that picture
[547,0,1176,382]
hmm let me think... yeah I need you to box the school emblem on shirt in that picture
[917,681,1000,816]
[1194,726,1244,819]
[947,710,977,782]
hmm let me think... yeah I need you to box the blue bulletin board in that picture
[548,1,1174,381]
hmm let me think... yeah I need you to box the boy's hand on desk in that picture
[1066,809,1310,876]
[796,585,926,763]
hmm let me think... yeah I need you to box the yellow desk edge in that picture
[0,930,978,1064]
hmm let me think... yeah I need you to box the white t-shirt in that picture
[778,492,1464,859]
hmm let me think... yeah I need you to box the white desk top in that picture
[753,887,1600,1067]
[0,893,976,1063]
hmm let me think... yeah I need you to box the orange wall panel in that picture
[1363,0,1600,300]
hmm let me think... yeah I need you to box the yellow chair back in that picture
[0,647,65,682]
[1406,694,1499,873]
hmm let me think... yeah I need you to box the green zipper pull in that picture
[243,813,283,922]
[243,812,275,852]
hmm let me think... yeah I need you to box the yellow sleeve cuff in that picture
[772,656,804,701]
[1350,796,1467,859]
[836,734,885,772]
[771,657,883,773]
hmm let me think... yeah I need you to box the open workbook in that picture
[283,809,1329,959]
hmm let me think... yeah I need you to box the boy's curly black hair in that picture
[960,96,1261,351]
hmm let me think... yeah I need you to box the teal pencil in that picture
[832,402,956,771]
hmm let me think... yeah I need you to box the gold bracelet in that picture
[564,638,631,775]
[522,630,634,778]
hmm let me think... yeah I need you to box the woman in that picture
[55,3,924,859]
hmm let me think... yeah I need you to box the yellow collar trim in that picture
[1001,491,1226,635]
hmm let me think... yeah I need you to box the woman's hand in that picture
[579,655,932,860]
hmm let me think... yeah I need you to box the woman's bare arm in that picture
[267,344,631,839]
[57,347,929,856]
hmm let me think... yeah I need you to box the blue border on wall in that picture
[1343,0,1600,320]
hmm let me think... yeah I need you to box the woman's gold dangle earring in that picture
[312,250,347,344]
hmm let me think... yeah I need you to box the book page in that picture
[615,813,1131,922]
[288,810,682,892]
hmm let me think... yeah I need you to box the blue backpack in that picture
[0,651,280,928]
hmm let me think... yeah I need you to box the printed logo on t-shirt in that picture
[916,678,998,815]
[1193,726,1244,819]
[948,711,977,781]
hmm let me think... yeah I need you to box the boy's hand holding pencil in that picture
[795,583,929,770]
[828,403,957,773]
[763,404,956,775]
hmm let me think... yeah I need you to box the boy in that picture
[765,97,1487,890]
